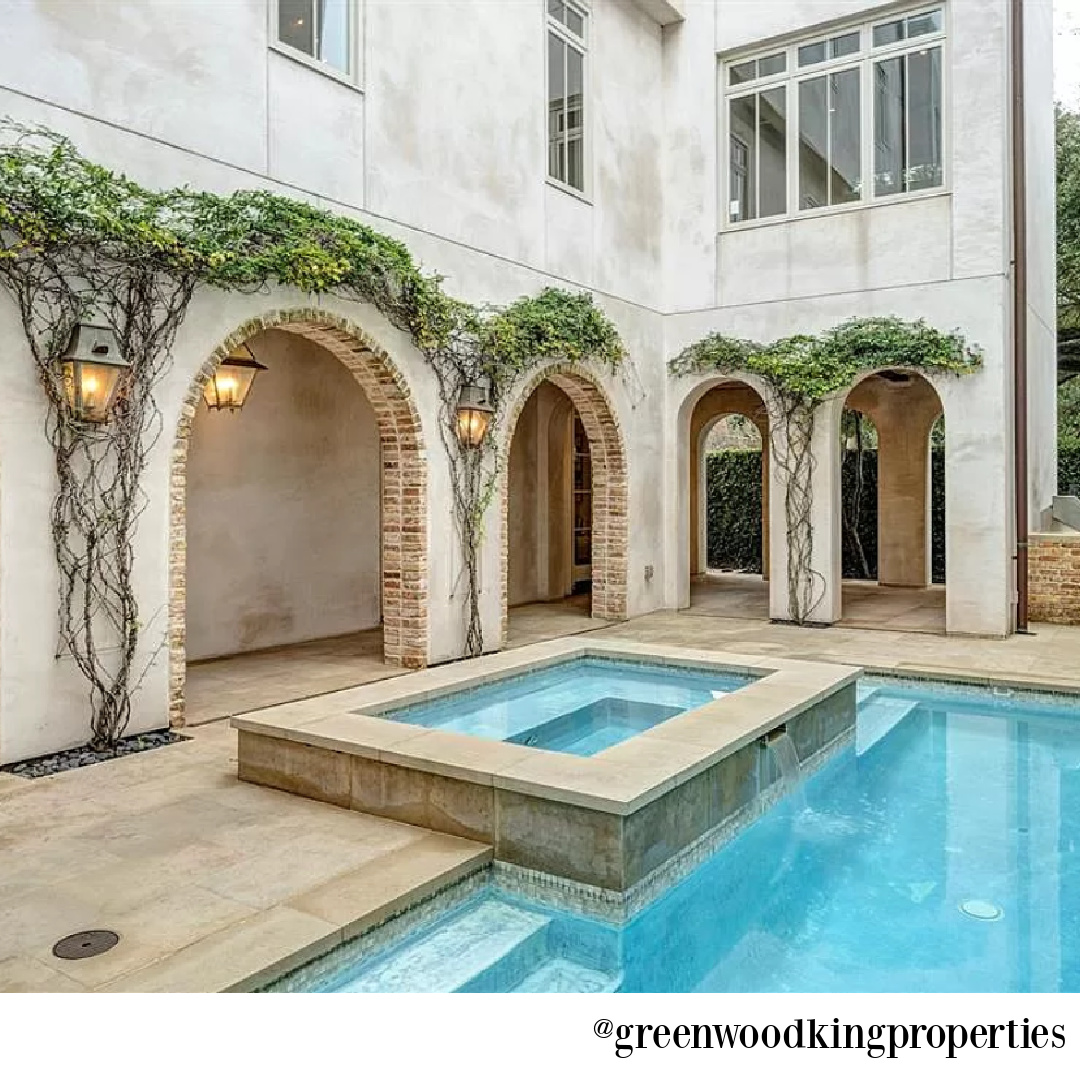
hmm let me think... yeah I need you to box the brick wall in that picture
[1029,532,1080,624]
[500,365,629,645]
[170,309,428,726]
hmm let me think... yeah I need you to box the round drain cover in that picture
[959,900,1003,922]
[52,930,119,959]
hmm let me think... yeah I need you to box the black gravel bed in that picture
[0,730,189,779]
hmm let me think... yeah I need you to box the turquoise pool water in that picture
[302,678,1080,993]
[381,657,751,757]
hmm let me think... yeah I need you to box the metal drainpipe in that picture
[1012,0,1030,632]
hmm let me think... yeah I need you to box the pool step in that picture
[856,691,920,755]
[333,899,551,993]
[512,957,621,993]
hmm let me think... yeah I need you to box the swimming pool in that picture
[273,676,1080,993]
[382,657,753,757]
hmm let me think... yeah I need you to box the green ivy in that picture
[670,317,982,404]
[0,122,624,384]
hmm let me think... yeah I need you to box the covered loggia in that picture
[837,371,946,632]
[172,315,428,726]
[686,380,771,620]
[502,370,628,648]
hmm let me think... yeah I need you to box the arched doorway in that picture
[838,370,945,631]
[169,313,427,726]
[501,367,628,647]
[687,381,771,619]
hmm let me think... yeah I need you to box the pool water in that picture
[381,657,751,757]
[301,678,1080,993]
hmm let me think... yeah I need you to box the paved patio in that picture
[2,607,1079,993]
[689,572,946,634]
[0,722,487,992]
[184,627,400,726]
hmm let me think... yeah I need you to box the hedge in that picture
[705,447,950,583]
[1063,446,1080,496]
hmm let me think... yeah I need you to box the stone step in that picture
[513,957,621,993]
[332,898,551,993]
[856,692,919,756]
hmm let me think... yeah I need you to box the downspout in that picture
[1012,0,1030,632]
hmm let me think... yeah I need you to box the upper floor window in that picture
[277,0,355,78]
[548,1,588,193]
[724,6,945,225]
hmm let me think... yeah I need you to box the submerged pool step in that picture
[333,899,551,993]
[512,958,621,993]
[856,691,920,756]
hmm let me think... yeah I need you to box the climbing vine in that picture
[671,318,981,623]
[0,120,624,746]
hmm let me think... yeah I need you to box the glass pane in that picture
[547,0,564,23]
[758,87,787,217]
[565,5,585,37]
[566,45,585,190]
[729,96,757,221]
[548,33,566,183]
[830,67,861,203]
[873,19,905,48]
[759,52,786,77]
[830,31,860,58]
[729,60,756,86]
[799,76,828,209]
[279,0,314,56]
[906,46,943,191]
[907,9,943,38]
[798,41,826,67]
[317,0,349,73]
[874,57,905,196]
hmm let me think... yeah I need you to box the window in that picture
[723,7,945,225]
[728,87,787,221]
[548,1,588,193]
[277,0,355,77]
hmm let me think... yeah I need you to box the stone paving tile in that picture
[0,720,492,993]
[3,606,1077,994]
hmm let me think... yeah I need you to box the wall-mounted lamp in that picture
[60,323,128,425]
[203,343,267,412]
[455,380,494,448]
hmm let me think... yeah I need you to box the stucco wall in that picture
[0,0,1057,760]
[185,330,382,661]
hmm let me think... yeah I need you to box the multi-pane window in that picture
[723,7,945,225]
[277,0,354,77]
[548,1,588,193]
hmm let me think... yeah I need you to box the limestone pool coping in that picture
[231,638,860,817]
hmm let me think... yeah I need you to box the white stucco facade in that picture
[0,0,1055,762]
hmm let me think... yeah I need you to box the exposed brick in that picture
[1028,533,1080,625]
[498,365,629,645]
[168,310,429,727]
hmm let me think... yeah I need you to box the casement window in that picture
[723,6,945,225]
[547,1,588,193]
[276,0,357,78]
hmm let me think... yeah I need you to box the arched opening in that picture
[687,381,770,620]
[170,313,427,727]
[501,368,627,648]
[838,370,945,632]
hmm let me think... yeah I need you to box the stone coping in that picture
[232,638,859,816]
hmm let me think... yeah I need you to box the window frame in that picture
[270,0,362,87]
[719,5,948,231]
[546,0,591,200]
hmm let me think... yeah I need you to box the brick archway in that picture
[500,365,628,645]
[169,309,427,726]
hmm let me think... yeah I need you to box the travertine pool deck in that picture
[3,612,1079,993]
[0,722,487,993]
[233,638,859,892]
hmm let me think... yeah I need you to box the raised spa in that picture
[380,658,753,757]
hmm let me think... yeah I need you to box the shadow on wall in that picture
[185,329,383,660]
